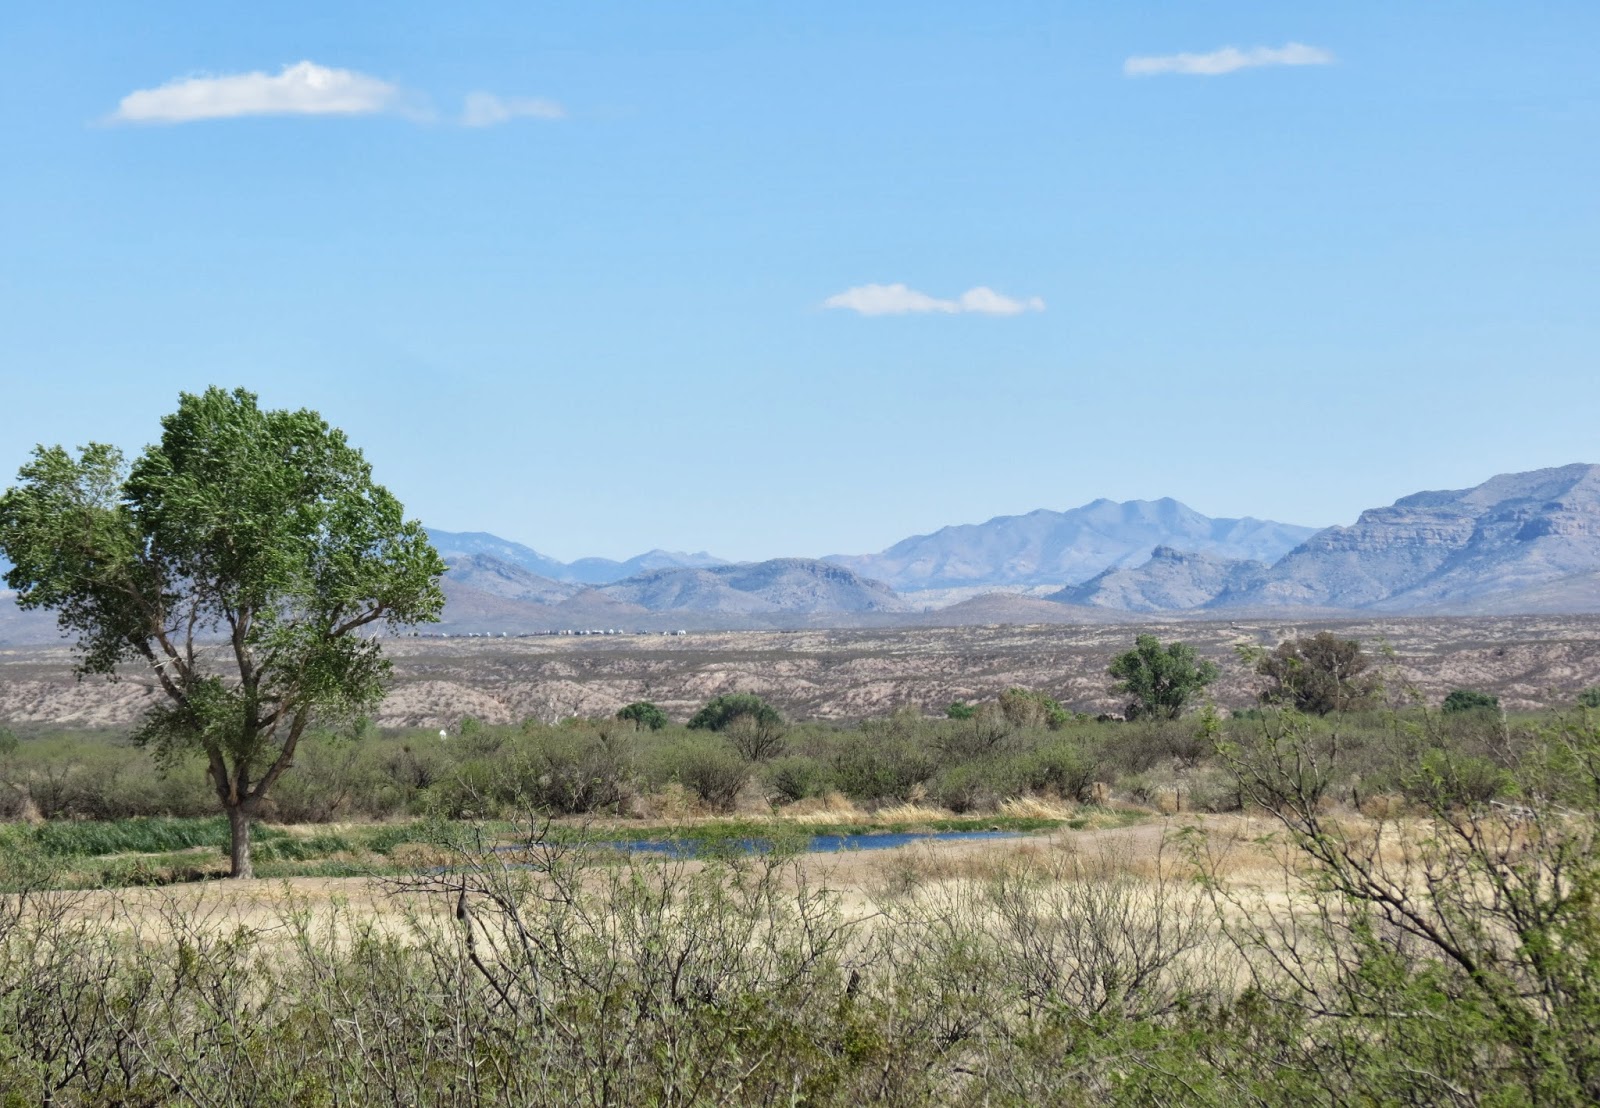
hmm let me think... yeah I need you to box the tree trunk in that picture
[227,802,254,879]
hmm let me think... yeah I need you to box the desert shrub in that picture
[1578,687,1600,710]
[828,731,937,804]
[931,706,1017,761]
[423,757,505,819]
[1443,688,1500,714]
[764,755,832,803]
[654,735,749,812]
[263,734,368,823]
[1017,739,1099,802]
[931,760,1013,813]
[1099,718,1202,778]
[515,726,633,814]
[1405,748,1509,807]
[998,687,1070,730]
[944,700,975,720]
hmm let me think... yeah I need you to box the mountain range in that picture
[6,465,1600,640]
[425,530,726,585]
[825,498,1318,591]
[1064,464,1600,615]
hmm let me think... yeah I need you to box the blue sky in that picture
[2,3,1596,562]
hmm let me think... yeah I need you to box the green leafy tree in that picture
[1107,635,1217,720]
[687,692,785,761]
[944,701,976,720]
[1256,632,1378,716]
[1442,688,1500,714]
[1579,687,1600,710]
[616,701,668,731]
[687,692,781,733]
[0,387,445,877]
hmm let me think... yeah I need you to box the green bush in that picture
[687,693,782,732]
[1018,740,1098,803]
[656,736,749,812]
[828,732,937,804]
[764,755,832,803]
[1442,688,1499,714]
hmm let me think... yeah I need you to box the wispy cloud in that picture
[823,283,1045,317]
[111,61,404,123]
[109,62,566,127]
[1124,42,1334,78]
[461,92,565,127]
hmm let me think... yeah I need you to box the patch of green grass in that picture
[19,816,232,857]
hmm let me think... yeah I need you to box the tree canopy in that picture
[1255,632,1378,716]
[616,701,669,730]
[1107,635,1217,720]
[0,387,445,876]
[687,693,782,733]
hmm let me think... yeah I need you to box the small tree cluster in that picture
[1255,631,1378,715]
[1107,635,1217,720]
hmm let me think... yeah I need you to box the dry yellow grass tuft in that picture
[872,802,952,823]
[775,792,865,824]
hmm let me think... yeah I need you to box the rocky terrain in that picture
[5,615,1598,730]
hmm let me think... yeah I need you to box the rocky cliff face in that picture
[828,498,1318,591]
[1215,464,1600,612]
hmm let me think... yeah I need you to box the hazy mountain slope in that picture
[427,529,571,579]
[427,528,725,585]
[0,592,65,645]
[564,549,727,585]
[1051,546,1269,612]
[599,559,909,614]
[830,498,1318,590]
[442,555,586,605]
[1217,464,1600,612]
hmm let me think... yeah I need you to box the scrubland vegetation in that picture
[2,671,1600,1102]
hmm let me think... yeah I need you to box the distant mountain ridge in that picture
[826,498,1319,591]
[1051,464,1600,615]
[427,528,726,585]
[1213,463,1600,613]
[436,555,904,631]
[1051,546,1268,612]
[10,470,1600,646]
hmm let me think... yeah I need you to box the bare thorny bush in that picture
[0,806,1242,1106]
[1203,709,1600,1106]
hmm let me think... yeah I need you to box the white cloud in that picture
[822,283,1045,317]
[461,92,566,127]
[1123,42,1334,78]
[111,61,403,123]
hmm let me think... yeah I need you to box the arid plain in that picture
[5,614,1600,730]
